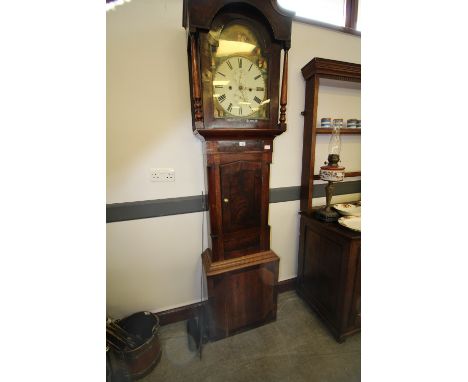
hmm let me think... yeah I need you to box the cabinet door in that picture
[220,161,262,233]
[302,227,343,325]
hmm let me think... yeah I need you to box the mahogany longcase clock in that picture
[183,0,293,341]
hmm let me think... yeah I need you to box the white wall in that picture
[107,0,361,318]
[107,212,204,317]
[107,0,204,204]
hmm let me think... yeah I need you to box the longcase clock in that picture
[183,0,293,341]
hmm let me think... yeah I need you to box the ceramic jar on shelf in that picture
[321,117,360,129]
[321,117,331,128]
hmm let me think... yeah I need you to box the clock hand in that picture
[233,70,241,95]
[238,70,248,102]
[240,88,247,102]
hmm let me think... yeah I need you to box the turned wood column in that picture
[190,33,203,123]
[279,48,289,125]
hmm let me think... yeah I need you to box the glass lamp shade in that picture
[320,119,345,182]
[328,119,342,156]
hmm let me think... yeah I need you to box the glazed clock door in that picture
[220,160,262,258]
[197,14,282,130]
[208,22,270,122]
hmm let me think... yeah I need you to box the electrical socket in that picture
[150,168,175,182]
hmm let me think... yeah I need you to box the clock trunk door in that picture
[220,161,262,258]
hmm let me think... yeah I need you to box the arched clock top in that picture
[183,0,293,48]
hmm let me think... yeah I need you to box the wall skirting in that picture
[107,181,360,223]
[276,277,297,294]
[157,301,204,326]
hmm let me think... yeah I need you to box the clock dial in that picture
[213,56,267,118]
[206,22,270,121]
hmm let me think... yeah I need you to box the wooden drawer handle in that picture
[223,198,229,203]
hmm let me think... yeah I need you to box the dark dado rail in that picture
[106,181,360,223]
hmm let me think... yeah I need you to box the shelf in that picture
[300,58,361,212]
[316,128,361,135]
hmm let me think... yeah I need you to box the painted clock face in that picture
[213,56,266,118]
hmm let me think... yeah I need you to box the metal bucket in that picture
[112,311,162,380]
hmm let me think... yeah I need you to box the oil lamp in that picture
[315,119,345,222]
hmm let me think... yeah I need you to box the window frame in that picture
[282,0,361,37]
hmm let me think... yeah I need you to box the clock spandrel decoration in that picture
[183,0,293,342]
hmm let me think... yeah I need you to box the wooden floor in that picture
[141,291,361,382]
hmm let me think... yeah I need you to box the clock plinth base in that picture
[201,248,279,341]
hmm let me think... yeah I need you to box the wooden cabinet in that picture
[297,212,360,342]
[297,58,361,342]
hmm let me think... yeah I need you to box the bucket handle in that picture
[148,312,160,335]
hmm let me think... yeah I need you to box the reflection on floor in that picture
[141,291,360,382]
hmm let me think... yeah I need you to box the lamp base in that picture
[314,207,340,222]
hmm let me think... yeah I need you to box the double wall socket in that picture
[150,168,175,182]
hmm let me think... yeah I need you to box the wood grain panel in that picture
[220,161,262,234]
[202,249,279,340]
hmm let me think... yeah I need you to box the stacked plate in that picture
[337,216,361,232]
[333,203,361,216]
[333,202,361,232]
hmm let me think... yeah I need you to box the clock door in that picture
[220,160,262,257]
[196,14,283,130]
